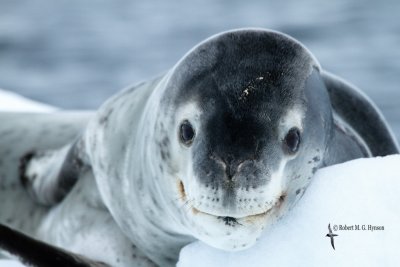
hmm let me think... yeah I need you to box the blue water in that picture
[0,0,399,140]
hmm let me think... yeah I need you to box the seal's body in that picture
[0,29,398,267]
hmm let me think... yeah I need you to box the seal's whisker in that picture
[174,195,187,201]
[180,199,195,214]
[179,199,191,210]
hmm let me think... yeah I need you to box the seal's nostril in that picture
[226,159,250,181]
[237,161,247,172]
[226,164,235,181]
[211,155,251,181]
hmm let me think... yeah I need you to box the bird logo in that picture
[326,223,338,250]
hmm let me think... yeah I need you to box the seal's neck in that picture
[121,75,195,266]
[140,78,193,235]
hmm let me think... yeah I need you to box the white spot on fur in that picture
[279,107,305,137]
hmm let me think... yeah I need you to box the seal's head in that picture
[155,29,333,250]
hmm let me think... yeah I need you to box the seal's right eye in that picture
[284,127,301,154]
[179,120,195,146]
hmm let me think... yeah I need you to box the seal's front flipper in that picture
[321,70,400,156]
[19,138,90,206]
[0,224,109,267]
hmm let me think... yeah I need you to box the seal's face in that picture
[157,29,332,250]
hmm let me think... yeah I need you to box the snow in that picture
[0,260,26,267]
[1,89,399,267]
[178,155,400,267]
[0,89,55,112]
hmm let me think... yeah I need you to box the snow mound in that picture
[178,155,400,267]
[0,89,55,112]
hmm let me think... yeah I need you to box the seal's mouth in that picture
[178,179,285,223]
[192,206,272,223]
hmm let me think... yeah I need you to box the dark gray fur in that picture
[20,138,90,206]
[322,71,399,156]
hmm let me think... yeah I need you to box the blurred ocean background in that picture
[0,0,399,140]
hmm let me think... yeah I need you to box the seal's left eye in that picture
[284,127,301,154]
[179,120,195,146]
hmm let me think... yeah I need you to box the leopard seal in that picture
[0,28,398,267]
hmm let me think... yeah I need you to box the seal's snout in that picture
[220,157,238,181]
[211,155,253,181]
